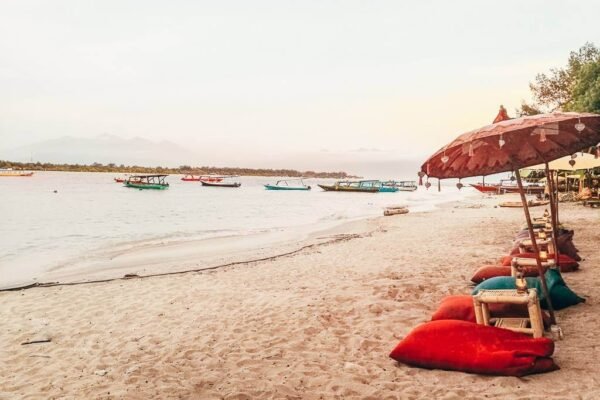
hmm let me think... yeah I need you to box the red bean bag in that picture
[390,320,559,376]
[471,265,512,283]
[431,295,551,328]
[500,253,579,272]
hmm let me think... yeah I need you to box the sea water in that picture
[0,172,473,287]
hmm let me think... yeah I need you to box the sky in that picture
[1,0,599,175]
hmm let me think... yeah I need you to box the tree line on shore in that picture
[0,160,355,179]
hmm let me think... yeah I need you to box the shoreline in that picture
[1,188,475,290]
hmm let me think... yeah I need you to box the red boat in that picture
[470,183,500,194]
[114,177,126,183]
[470,180,545,195]
[181,175,223,182]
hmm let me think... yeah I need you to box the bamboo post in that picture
[514,169,556,325]
[545,165,560,266]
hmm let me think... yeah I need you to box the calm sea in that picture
[0,172,472,287]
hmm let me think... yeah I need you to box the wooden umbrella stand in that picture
[514,169,557,325]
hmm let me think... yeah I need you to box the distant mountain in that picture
[2,135,200,167]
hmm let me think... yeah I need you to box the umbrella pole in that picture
[438,178,441,192]
[545,165,560,266]
[515,169,557,325]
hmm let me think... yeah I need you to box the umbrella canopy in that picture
[422,112,600,179]
[527,153,600,171]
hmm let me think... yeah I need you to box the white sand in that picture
[1,196,599,399]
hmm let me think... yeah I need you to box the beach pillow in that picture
[470,265,540,284]
[471,265,512,283]
[544,269,586,310]
[389,320,559,377]
[500,254,579,272]
[556,231,581,261]
[431,295,551,328]
[472,270,585,310]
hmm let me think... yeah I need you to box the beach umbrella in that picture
[421,109,600,325]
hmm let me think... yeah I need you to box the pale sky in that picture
[1,0,599,173]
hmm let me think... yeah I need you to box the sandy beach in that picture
[1,195,599,399]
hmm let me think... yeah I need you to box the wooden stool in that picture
[518,238,555,254]
[472,289,544,338]
[510,257,555,277]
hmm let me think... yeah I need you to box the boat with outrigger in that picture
[381,180,418,192]
[200,175,241,188]
[124,174,170,190]
[470,179,545,195]
[265,178,311,191]
[318,180,381,193]
[181,174,224,182]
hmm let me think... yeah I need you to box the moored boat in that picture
[201,180,241,188]
[181,175,224,182]
[0,168,34,177]
[381,180,417,192]
[124,175,169,190]
[265,179,311,191]
[318,180,381,193]
[470,183,500,193]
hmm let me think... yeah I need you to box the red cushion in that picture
[431,295,551,328]
[500,253,579,272]
[471,265,512,283]
[390,320,559,376]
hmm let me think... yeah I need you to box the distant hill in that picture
[2,134,199,167]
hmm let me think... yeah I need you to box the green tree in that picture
[519,42,600,115]
[564,60,600,113]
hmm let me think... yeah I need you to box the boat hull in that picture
[264,185,310,191]
[318,184,379,193]
[500,186,545,194]
[0,172,34,177]
[124,182,169,190]
[379,186,399,193]
[470,184,500,193]
[201,181,241,188]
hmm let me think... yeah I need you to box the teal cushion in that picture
[472,269,584,310]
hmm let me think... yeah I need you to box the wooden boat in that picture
[124,175,169,190]
[265,179,311,191]
[499,184,545,195]
[318,180,381,193]
[381,180,417,192]
[201,180,241,188]
[470,183,500,193]
[181,175,223,182]
[0,168,34,177]
[499,200,549,208]
[114,177,127,183]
